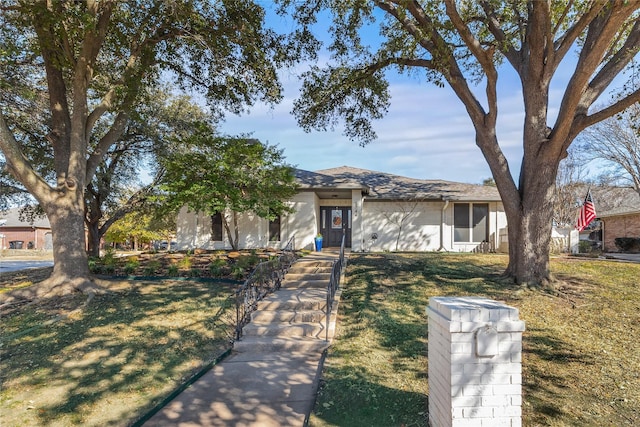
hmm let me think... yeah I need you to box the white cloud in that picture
[217,60,532,185]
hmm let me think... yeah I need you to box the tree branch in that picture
[554,2,637,141]
[581,18,640,106]
[0,113,52,198]
[573,88,640,137]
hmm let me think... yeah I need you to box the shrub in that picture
[231,265,246,280]
[208,258,227,277]
[124,259,139,275]
[236,254,259,270]
[179,254,192,270]
[88,257,99,273]
[102,248,117,267]
[167,265,179,276]
[143,260,161,276]
[578,240,593,253]
[614,237,640,252]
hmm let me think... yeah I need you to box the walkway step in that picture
[287,265,333,274]
[284,272,331,281]
[257,289,327,311]
[233,336,329,353]
[280,279,328,289]
[242,323,326,338]
[251,309,326,323]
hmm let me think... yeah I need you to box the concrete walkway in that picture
[143,251,345,427]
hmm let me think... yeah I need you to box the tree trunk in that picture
[504,204,554,286]
[222,212,238,250]
[503,161,558,286]
[37,190,100,297]
[86,220,101,258]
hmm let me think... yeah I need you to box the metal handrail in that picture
[234,235,297,341]
[326,232,346,342]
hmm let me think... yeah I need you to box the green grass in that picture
[0,279,236,427]
[309,253,640,427]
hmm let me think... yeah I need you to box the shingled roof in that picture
[0,207,51,228]
[296,166,501,201]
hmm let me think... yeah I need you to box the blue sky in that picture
[218,70,523,184]
[215,6,625,185]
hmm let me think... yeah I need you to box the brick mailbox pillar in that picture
[427,297,525,427]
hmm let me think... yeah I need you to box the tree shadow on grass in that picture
[311,367,428,427]
[0,279,237,426]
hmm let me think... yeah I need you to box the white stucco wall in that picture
[175,192,320,251]
[361,200,442,252]
[175,196,507,253]
[359,200,506,253]
[286,191,319,251]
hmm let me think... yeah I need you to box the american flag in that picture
[575,190,596,231]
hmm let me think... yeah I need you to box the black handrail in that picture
[326,232,346,342]
[234,235,296,341]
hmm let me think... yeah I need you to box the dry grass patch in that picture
[0,278,237,427]
[310,253,640,427]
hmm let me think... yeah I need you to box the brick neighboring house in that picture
[0,208,52,250]
[599,194,640,252]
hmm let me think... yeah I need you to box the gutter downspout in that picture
[438,199,449,251]
[360,194,366,252]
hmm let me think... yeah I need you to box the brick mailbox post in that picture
[427,297,525,427]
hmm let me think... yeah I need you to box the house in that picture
[0,207,52,250]
[176,166,507,253]
[598,192,640,252]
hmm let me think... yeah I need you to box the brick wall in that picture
[602,213,640,252]
[427,297,525,427]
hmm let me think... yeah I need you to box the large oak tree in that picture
[285,0,640,286]
[0,0,303,297]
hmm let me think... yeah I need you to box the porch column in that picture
[351,189,363,252]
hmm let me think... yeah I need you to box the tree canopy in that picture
[0,0,307,297]
[159,123,298,250]
[283,0,640,286]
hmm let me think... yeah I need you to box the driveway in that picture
[0,260,54,273]
[603,253,640,263]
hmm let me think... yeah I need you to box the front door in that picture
[320,207,352,248]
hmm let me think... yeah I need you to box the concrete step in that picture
[233,336,329,353]
[251,309,326,323]
[284,272,331,282]
[242,322,326,338]
[257,289,327,311]
[280,279,328,289]
[287,265,333,274]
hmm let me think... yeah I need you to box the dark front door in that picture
[320,207,352,247]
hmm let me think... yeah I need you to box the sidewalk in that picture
[143,251,344,427]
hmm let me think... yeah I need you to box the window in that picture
[269,215,281,241]
[211,213,223,241]
[454,203,488,243]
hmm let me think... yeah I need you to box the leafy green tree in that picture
[0,1,299,296]
[104,211,164,251]
[284,0,640,286]
[160,124,298,250]
[85,90,209,257]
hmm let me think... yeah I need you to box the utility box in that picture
[427,297,525,427]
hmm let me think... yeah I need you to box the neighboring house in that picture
[598,193,640,252]
[0,207,53,250]
[176,166,507,253]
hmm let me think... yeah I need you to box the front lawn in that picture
[0,278,237,427]
[309,253,640,426]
